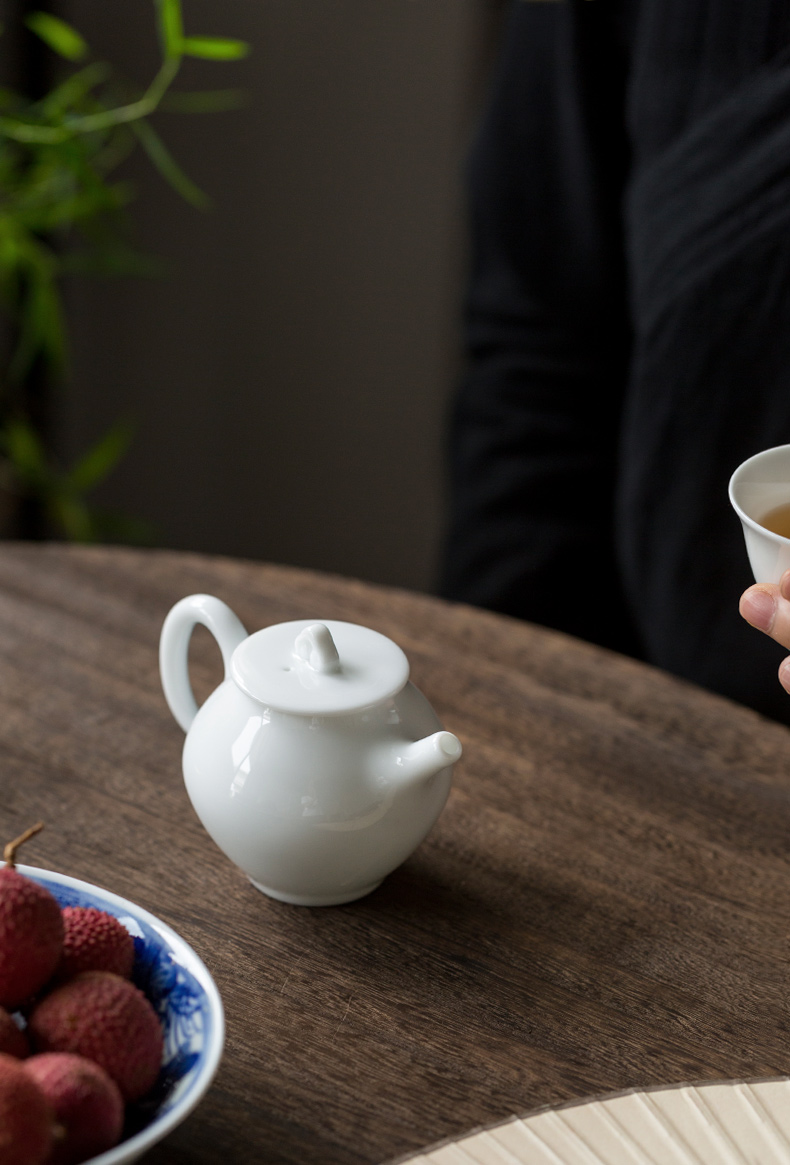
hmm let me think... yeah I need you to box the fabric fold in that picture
[628,46,790,335]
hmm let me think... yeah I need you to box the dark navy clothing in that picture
[441,0,790,723]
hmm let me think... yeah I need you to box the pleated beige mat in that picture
[397,1077,790,1164]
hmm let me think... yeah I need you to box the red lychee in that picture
[57,907,135,982]
[0,1005,29,1059]
[28,971,163,1101]
[0,1051,55,1165]
[0,825,64,1009]
[25,1053,124,1165]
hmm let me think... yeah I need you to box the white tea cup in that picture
[729,444,790,583]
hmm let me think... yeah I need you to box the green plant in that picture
[0,0,248,540]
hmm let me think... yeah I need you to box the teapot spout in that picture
[391,731,462,787]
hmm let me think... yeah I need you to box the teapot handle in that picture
[159,594,248,732]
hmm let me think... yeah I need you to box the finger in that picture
[780,657,790,694]
[739,584,778,633]
[738,583,790,651]
[781,569,790,602]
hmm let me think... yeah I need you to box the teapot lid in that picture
[230,619,410,715]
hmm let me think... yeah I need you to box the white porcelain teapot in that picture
[159,594,462,906]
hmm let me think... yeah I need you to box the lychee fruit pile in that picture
[0,824,165,1165]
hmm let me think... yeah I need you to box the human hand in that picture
[739,570,790,694]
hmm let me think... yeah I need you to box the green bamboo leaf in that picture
[8,317,39,384]
[91,509,159,545]
[156,0,184,59]
[0,223,21,275]
[59,247,168,279]
[91,126,138,178]
[25,12,88,62]
[39,62,112,116]
[161,88,246,114]
[180,36,249,61]
[3,418,49,485]
[0,117,69,145]
[67,420,134,493]
[30,274,66,369]
[8,248,67,382]
[130,118,210,208]
[49,492,95,541]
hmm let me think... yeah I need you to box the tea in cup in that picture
[729,445,790,583]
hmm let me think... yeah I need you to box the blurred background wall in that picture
[54,0,506,592]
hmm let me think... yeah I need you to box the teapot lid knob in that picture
[293,624,341,674]
[229,619,410,715]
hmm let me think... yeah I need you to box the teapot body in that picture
[160,597,461,905]
[183,677,451,905]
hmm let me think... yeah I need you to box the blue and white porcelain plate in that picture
[16,864,225,1165]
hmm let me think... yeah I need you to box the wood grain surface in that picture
[1,543,789,1164]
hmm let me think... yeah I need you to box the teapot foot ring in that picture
[248,877,383,907]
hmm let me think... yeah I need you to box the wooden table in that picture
[1,544,789,1164]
